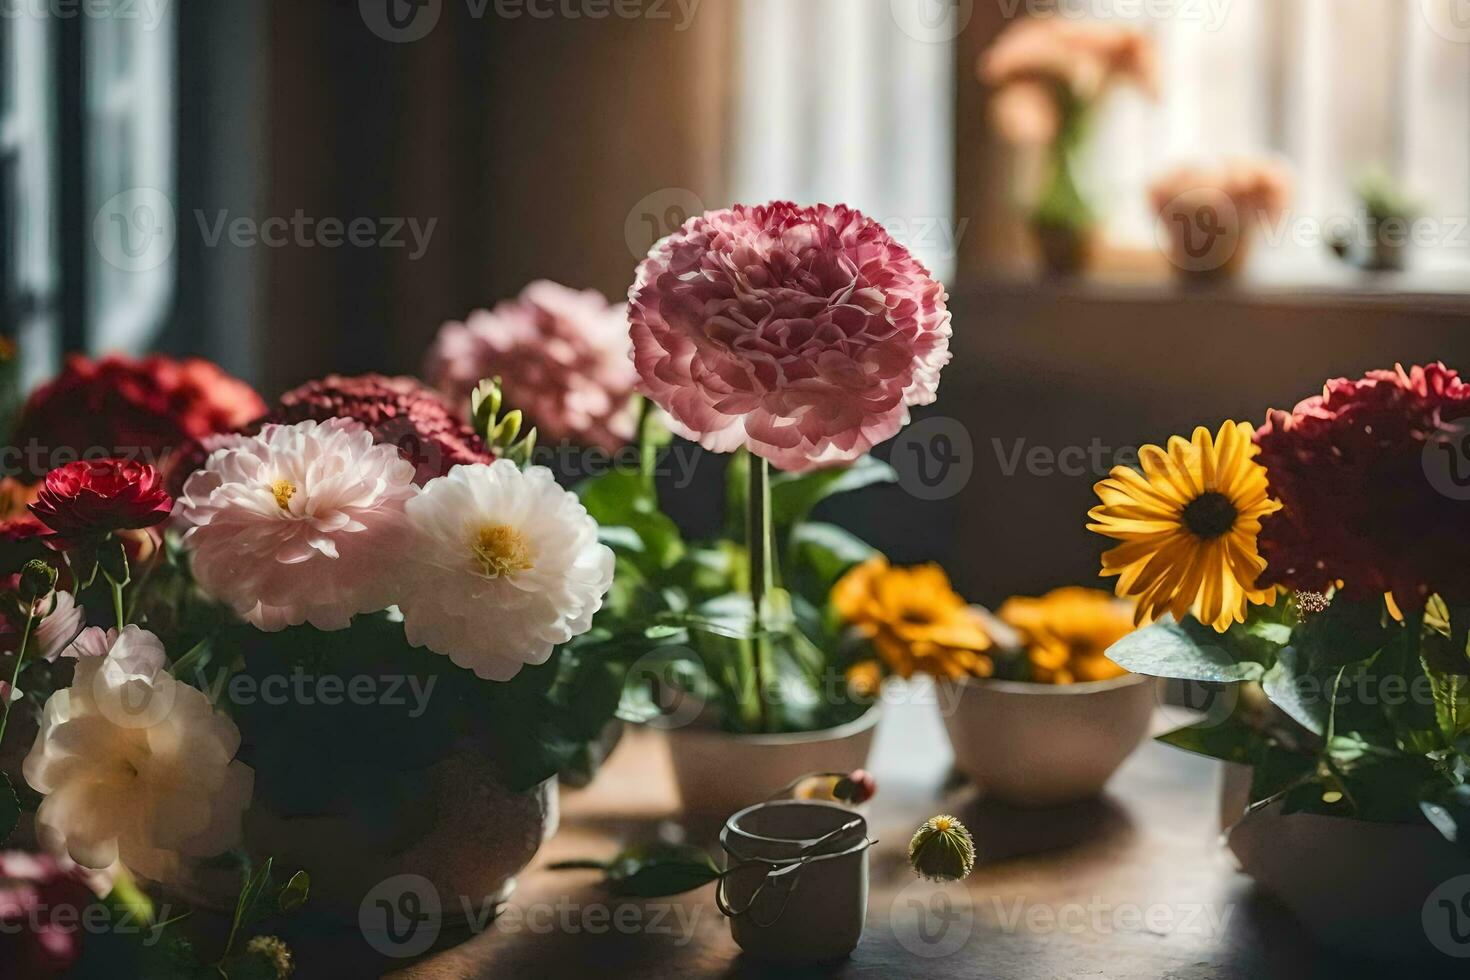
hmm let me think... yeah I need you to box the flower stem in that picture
[747,456,773,732]
[0,608,36,753]
[111,578,126,632]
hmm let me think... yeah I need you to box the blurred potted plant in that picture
[571,201,953,820]
[1328,168,1423,273]
[1150,161,1292,282]
[979,17,1158,276]
[833,562,1154,807]
[1088,368,1470,961]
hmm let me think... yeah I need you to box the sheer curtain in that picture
[729,0,958,279]
[1089,0,1470,269]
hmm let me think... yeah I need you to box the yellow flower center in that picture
[471,524,533,578]
[270,479,297,510]
[932,816,953,832]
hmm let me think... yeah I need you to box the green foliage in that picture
[576,446,885,736]
[551,842,722,897]
[1127,593,1470,842]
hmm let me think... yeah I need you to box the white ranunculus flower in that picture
[176,417,418,631]
[22,626,254,883]
[398,460,614,680]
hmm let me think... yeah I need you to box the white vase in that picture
[1227,798,1470,960]
[718,800,871,964]
[939,674,1156,807]
[660,706,881,821]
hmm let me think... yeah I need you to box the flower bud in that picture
[908,814,975,882]
[96,537,130,587]
[18,559,57,603]
[833,769,878,805]
[238,935,294,980]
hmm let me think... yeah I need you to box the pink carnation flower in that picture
[426,281,637,453]
[628,202,952,472]
[175,418,418,630]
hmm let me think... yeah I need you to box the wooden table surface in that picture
[284,698,1462,979]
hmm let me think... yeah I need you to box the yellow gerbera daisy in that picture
[1087,421,1280,633]
[997,586,1135,684]
[832,557,993,685]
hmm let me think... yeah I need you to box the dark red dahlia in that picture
[29,459,173,546]
[1254,362,1470,608]
[264,374,494,484]
[10,354,266,479]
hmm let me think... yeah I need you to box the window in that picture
[730,0,958,280]
[0,3,175,384]
[1087,0,1470,277]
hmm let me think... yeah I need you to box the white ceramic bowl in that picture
[661,706,881,820]
[939,674,1156,807]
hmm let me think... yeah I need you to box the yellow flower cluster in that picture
[832,558,993,694]
[998,586,1134,685]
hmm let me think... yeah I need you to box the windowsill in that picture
[958,246,1470,315]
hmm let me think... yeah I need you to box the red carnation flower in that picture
[29,459,173,546]
[1254,363,1470,608]
[11,354,265,480]
[264,374,495,484]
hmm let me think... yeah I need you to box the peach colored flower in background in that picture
[989,81,1061,146]
[979,17,1159,106]
[426,281,638,453]
[629,202,951,473]
[1149,160,1293,226]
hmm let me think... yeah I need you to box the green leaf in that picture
[606,843,722,897]
[278,871,310,913]
[577,470,685,571]
[787,522,879,605]
[1261,646,1333,736]
[1156,718,1259,764]
[1293,596,1390,672]
[770,456,896,533]
[1105,617,1268,683]
[0,772,18,845]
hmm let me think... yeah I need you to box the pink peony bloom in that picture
[426,281,638,453]
[176,418,418,631]
[628,202,952,472]
[979,17,1159,103]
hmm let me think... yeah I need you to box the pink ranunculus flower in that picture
[628,202,952,472]
[175,418,418,631]
[426,281,638,454]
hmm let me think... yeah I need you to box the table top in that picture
[324,699,1454,979]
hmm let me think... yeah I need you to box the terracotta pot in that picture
[661,706,881,820]
[235,752,558,921]
[1227,798,1470,961]
[939,674,1155,807]
[718,801,871,964]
